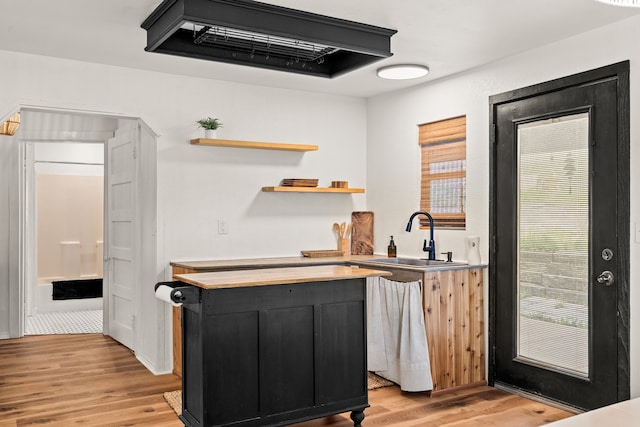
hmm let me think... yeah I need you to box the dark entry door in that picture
[489,62,629,410]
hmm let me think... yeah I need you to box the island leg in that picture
[350,410,365,427]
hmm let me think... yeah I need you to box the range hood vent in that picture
[141,0,397,78]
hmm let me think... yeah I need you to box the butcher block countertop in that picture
[174,265,392,290]
[170,254,380,271]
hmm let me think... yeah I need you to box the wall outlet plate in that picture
[218,220,228,235]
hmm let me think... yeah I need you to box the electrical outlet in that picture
[218,220,229,235]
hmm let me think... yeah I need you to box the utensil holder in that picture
[338,237,350,255]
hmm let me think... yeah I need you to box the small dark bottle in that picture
[387,235,397,258]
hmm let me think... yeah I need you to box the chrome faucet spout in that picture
[406,211,436,260]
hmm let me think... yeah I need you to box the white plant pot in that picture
[204,129,217,139]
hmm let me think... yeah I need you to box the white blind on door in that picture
[516,113,590,376]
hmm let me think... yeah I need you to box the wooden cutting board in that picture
[301,250,344,258]
[351,211,374,255]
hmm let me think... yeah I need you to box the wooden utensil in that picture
[335,222,349,255]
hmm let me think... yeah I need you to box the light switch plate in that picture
[635,222,640,244]
[218,219,228,235]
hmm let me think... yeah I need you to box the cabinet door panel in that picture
[262,306,315,414]
[318,301,366,403]
[182,308,203,422]
[205,312,260,425]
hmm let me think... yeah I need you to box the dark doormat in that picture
[52,278,103,300]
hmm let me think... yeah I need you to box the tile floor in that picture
[25,310,102,335]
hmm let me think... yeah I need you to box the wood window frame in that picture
[419,115,466,229]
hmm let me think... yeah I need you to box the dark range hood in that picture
[141,0,397,78]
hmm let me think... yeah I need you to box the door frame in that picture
[23,141,107,319]
[18,113,113,338]
[488,61,630,403]
[13,107,157,354]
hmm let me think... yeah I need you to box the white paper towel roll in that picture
[155,284,182,307]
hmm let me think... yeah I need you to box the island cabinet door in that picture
[315,299,367,404]
[181,279,368,427]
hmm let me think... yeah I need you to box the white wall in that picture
[157,84,367,262]
[34,142,104,174]
[0,49,367,370]
[0,134,20,339]
[367,15,640,397]
[0,135,14,338]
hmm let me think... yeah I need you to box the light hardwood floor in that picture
[296,386,573,427]
[0,334,574,426]
[0,334,181,426]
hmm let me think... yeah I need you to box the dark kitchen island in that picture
[169,265,391,427]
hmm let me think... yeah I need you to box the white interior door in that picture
[104,128,138,350]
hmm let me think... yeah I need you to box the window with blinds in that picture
[419,115,466,228]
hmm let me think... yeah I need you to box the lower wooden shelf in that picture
[262,186,365,193]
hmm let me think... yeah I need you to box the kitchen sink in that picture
[368,258,466,267]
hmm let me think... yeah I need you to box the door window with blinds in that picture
[517,113,589,375]
[419,116,466,228]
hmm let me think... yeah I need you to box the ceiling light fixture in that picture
[141,0,397,78]
[377,64,430,80]
[0,112,20,136]
[594,0,640,7]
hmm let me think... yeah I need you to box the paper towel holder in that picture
[155,281,200,305]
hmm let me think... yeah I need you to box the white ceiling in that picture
[1,0,639,98]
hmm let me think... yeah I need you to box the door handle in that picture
[596,270,614,286]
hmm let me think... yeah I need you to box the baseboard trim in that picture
[136,353,173,376]
[494,382,583,414]
[431,380,487,397]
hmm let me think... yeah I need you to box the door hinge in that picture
[131,314,136,330]
[490,123,496,147]
[132,146,137,159]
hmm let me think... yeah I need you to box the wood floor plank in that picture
[0,334,573,426]
[0,334,182,427]
[296,387,573,427]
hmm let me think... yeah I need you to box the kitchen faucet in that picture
[406,211,436,260]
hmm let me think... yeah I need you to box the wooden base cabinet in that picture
[423,268,485,392]
[172,263,486,395]
[171,266,191,377]
[179,278,368,427]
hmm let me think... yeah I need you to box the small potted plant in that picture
[197,117,223,139]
